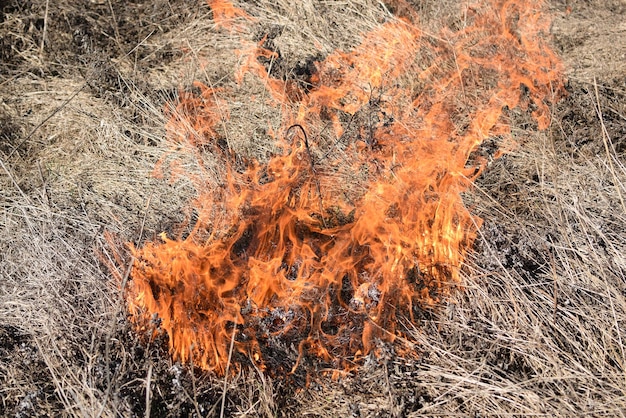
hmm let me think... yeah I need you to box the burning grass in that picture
[1,0,625,416]
[123,0,564,375]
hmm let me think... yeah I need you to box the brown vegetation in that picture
[1,0,625,416]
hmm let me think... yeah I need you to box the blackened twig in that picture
[286,124,326,227]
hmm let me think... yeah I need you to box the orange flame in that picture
[207,0,254,30]
[125,0,563,375]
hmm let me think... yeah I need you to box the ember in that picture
[125,0,563,375]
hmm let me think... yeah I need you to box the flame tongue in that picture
[126,0,563,374]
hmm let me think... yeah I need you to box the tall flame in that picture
[125,0,563,375]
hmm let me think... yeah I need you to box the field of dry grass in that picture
[1,0,625,416]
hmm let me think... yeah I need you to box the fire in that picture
[124,0,563,375]
[207,0,254,30]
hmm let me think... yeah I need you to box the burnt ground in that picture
[1,0,626,417]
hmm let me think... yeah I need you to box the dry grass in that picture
[414,131,626,415]
[1,0,625,416]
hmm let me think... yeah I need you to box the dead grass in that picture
[413,129,626,415]
[1,0,625,416]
